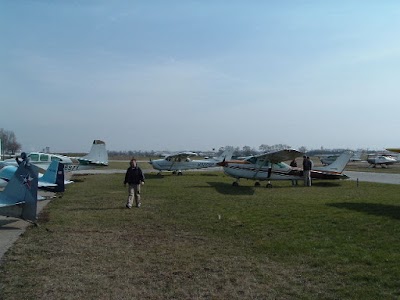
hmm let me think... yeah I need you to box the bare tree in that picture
[298,146,307,153]
[259,144,292,153]
[0,128,21,155]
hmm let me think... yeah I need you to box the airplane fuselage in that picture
[150,159,219,172]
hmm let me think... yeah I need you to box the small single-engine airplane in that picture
[218,149,353,187]
[0,160,38,222]
[367,154,397,168]
[149,148,234,175]
[1,139,108,172]
[0,160,71,192]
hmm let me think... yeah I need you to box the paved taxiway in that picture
[346,171,400,185]
[1,169,399,262]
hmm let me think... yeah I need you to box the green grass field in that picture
[0,171,399,299]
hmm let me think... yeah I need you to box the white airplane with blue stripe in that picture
[149,148,234,175]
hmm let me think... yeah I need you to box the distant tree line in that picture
[0,128,21,156]
[216,144,307,157]
[108,144,309,159]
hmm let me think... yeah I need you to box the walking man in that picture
[124,158,145,208]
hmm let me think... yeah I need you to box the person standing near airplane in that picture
[302,155,312,187]
[15,152,30,166]
[124,158,145,208]
[290,159,298,186]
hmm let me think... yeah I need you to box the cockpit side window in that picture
[51,156,61,161]
[246,157,257,164]
[29,153,39,161]
[40,154,49,162]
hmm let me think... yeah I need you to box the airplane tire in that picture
[266,183,272,188]
[178,172,183,176]
[232,182,239,186]
[254,182,261,187]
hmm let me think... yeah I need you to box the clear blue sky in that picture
[1,1,400,152]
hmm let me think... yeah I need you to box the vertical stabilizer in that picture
[215,148,234,161]
[79,140,108,165]
[0,162,39,221]
[40,160,65,192]
[313,151,353,173]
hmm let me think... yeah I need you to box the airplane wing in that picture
[386,148,400,153]
[254,149,303,163]
[165,152,198,159]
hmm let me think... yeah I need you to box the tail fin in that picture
[313,151,353,173]
[0,162,38,221]
[215,147,234,162]
[79,140,108,166]
[40,160,65,192]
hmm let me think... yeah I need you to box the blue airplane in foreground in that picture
[0,161,38,222]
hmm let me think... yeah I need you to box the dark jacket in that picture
[303,159,312,171]
[124,167,145,185]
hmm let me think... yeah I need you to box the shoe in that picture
[136,202,141,208]
[126,204,131,209]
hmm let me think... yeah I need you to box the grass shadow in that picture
[327,202,400,220]
[67,207,125,211]
[144,173,166,180]
[207,182,255,195]
[312,181,342,187]
[199,173,219,177]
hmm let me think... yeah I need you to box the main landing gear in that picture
[172,170,183,175]
[254,181,272,188]
[232,180,273,188]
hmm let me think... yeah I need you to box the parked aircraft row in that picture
[316,150,400,168]
[0,139,108,172]
[0,160,71,192]
[1,138,394,224]
[0,139,108,223]
[148,147,354,188]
